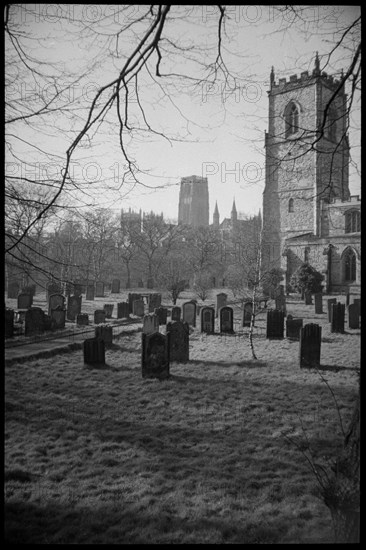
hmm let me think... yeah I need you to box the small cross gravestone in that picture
[103,304,114,319]
[24,307,45,336]
[200,306,215,333]
[242,302,253,327]
[219,306,234,333]
[86,284,95,301]
[83,337,105,365]
[314,293,323,314]
[331,302,345,333]
[7,281,20,299]
[143,314,159,335]
[216,293,227,317]
[17,293,33,310]
[167,320,189,362]
[94,309,106,324]
[182,301,196,327]
[171,306,181,322]
[117,302,130,319]
[133,299,145,317]
[142,332,170,379]
[299,323,321,368]
[266,309,285,339]
[327,298,337,322]
[286,315,303,340]
[5,308,14,338]
[77,313,89,326]
[111,279,120,293]
[95,281,105,297]
[348,303,360,329]
[67,295,82,321]
[154,307,168,325]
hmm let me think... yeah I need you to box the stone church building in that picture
[261,53,361,294]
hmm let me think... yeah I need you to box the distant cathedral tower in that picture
[178,175,209,227]
[262,53,350,272]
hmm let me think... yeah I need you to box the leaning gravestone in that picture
[142,332,170,379]
[83,337,105,365]
[117,302,130,319]
[95,281,104,297]
[24,307,45,336]
[171,306,181,322]
[5,308,14,338]
[76,313,89,326]
[143,314,159,335]
[242,301,253,327]
[182,301,196,327]
[167,320,189,362]
[331,302,345,333]
[133,299,145,317]
[154,307,168,325]
[266,309,285,339]
[86,284,95,301]
[216,293,227,317]
[220,306,234,333]
[48,293,65,316]
[299,323,321,368]
[314,293,323,314]
[94,309,106,324]
[200,306,215,334]
[103,304,114,319]
[327,298,337,322]
[111,279,120,293]
[67,295,82,321]
[8,281,20,299]
[95,325,113,344]
[286,315,303,340]
[50,308,66,329]
[17,293,33,309]
[348,303,360,329]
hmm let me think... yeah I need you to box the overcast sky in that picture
[7,5,361,223]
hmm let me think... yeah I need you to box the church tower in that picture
[178,175,209,227]
[262,53,350,272]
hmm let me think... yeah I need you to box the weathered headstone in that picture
[304,291,313,305]
[117,302,130,319]
[103,304,114,319]
[327,298,337,322]
[266,309,285,339]
[128,293,141,313]
[46,281,62,300]
[182,301,196,327]
[73,283,83,297]
[299,323,321,368]
[95,325,113,344]
[94,309,106,324]
[331,302,345,333]
[141,332,170,379]
[7,281,20,299]
[24,307,45,336]
[216,293,227,317]
[314,293,323,314]
[5,308,14,338]
[171,306,181,322]
[95,281,105,297]
[348,303,360,329]
[148,293,161,313]
[77,313,89,326]
[143,314,159,334]
[111,278,120,293]
[48,293,65,316]
[286,315,303,340]
[50,308,66,329]
[83,337,105,365]
[66,295,82,321]
[86,284,95,301]
[167,320,189,362]
[17,293,33,309]
[219,306,234,333]
[133,299,145,317]
[154,307,168,325]
[200,306,215,333]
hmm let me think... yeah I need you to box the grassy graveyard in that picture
[4,291,360,543]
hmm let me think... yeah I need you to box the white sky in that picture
[7,4,361,222]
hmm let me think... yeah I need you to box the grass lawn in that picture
[4,294,360,543]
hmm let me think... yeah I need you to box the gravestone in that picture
[266,309,285,339]
[286,315,303,340]
[142,332,170,379]
[24,307,45,336]
[48,293,65,316]
[5,308,14,338]
[128,293,141,313]
[171,306,181,322]
[314,293,323,314]
[327,298,337,322]
[117,302,130,319]
[111,278,120,293]
[154,307,168,325]
[143,314,159,335]
[94,309,106,324]
[8,281,20,299]
[299,323,321,368]
[17,293,33,309]
[103,304,114,319]
[304,291,313,305]
[133,299,145,317]
[242,301,253,327]
[77,313,89,326]
[95,325,113,344]
[275,293,287,315]
[167,320,189,362]
[95,281,104,297]
[46,281,62,300]
[83,337,105,365]
[220,306,234,333]
[200,306,215,333]
[67,295,82,321]
[148,293,161,313]
[22,284,36,297]
[216,293,227,317]
[182,301,196,327]
[331,303,345,333]
[50,308,66,329]
[73,283,83,297]
[348,303,360,329]
[86,284,95,301]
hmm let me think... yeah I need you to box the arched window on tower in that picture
[345,210,360,233]
[288,198,294,213]
[343,248,357,282]
[285,102,300,137]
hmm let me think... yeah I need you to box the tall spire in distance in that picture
[213,201,220,228]
[231,198,237,225]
